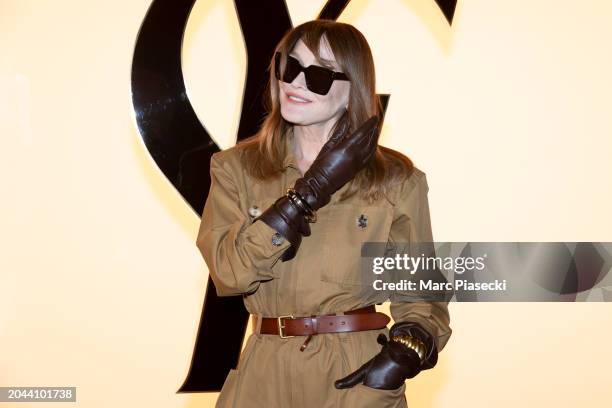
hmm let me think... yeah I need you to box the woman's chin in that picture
[280,110,309,125]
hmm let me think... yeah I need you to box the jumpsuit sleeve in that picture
[388,170,452,352]
[196,152,291,297]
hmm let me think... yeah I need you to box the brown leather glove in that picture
[294,115,380,211]
[256,115,380,261]
[334,322,438,390]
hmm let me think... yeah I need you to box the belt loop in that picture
[254,313,263,335]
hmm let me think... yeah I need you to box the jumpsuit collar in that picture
[282,128,299,171]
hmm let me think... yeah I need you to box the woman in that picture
[196,20,451,408]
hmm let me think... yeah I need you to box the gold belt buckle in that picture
[277,314,295,338]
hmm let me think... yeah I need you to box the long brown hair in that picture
[239,20,414,203]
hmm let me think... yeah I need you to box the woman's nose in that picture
[290,71,307,89]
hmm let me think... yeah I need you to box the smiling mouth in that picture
[289,95,310,102]
[285,91,311,103]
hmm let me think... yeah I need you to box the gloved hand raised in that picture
[294,115,380,211]
[334,322,438,390]
[255,115,380,261]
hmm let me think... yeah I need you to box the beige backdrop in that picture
[2,0,611,407]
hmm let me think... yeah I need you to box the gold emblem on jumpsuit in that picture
[357,213,368,229]
[248,205,262,218]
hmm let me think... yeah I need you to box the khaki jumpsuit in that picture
[196,130,452,408]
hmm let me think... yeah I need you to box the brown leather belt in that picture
[254,305,390,338]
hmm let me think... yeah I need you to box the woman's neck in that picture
[291,118,338,164]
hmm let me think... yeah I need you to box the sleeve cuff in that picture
[249,219,292,258]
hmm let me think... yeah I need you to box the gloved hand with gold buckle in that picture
[255,114,380,261]
[334,322,438,390]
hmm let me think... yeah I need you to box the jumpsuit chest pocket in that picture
[320,203,394,286]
